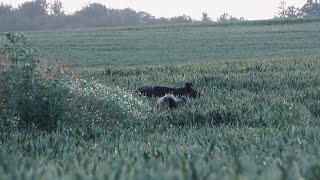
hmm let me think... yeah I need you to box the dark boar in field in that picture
[136,85,174,97]
[172,82,200,99]
[136,82,200,98]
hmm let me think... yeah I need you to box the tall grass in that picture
[1,29,320,179]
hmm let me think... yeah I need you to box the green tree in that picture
[17,0,48,18]
[277,1,301,19]
[138,11,155,24]
[75,3,108,16]
[300,0,320,18]
[0,3,13,16]
[170,15,193,24]
[51,0,64,16]
[218,13,239,22]
[119,8,140,26]
[277,0,320,19]
[202,12,212,23]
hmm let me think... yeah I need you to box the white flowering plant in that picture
[62,78,151,131]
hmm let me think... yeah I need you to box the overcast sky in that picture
[0,0,307,20]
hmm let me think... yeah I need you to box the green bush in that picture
[1,33,70,131]
[7,79,70,131]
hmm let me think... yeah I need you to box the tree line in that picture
[0,0,319,32]
[0,0,247,32]
[0,0,194,32]
[277,0,320,19]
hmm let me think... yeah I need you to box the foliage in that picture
[201,12,212,23]
[0,3,13,16]
[0,33,70,131]
[218,12,244,22]
[0,0,320,32]
[300,0,320,18]
[169,15,193,24]
[277,0,320,19]
[277,1,301,19]
[50,0,64,16]
[0,1,196,32]
[74,3,109,17]
[1,0,320,32]
[17,0,48,18]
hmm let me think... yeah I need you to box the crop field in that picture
[24,20,320,66]
[1,20,320,179]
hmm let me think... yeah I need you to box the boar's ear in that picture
[189,89,199,99]
[185,82,193,88]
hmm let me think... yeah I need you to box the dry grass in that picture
[36,60,66,81]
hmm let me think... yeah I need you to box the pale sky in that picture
[0,0,307,20]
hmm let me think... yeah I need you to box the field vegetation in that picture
[1,20,320,179]
[23,19,320,66]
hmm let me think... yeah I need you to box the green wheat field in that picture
[1,19,320,179]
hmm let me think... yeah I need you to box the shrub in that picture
[1,33,70,131]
